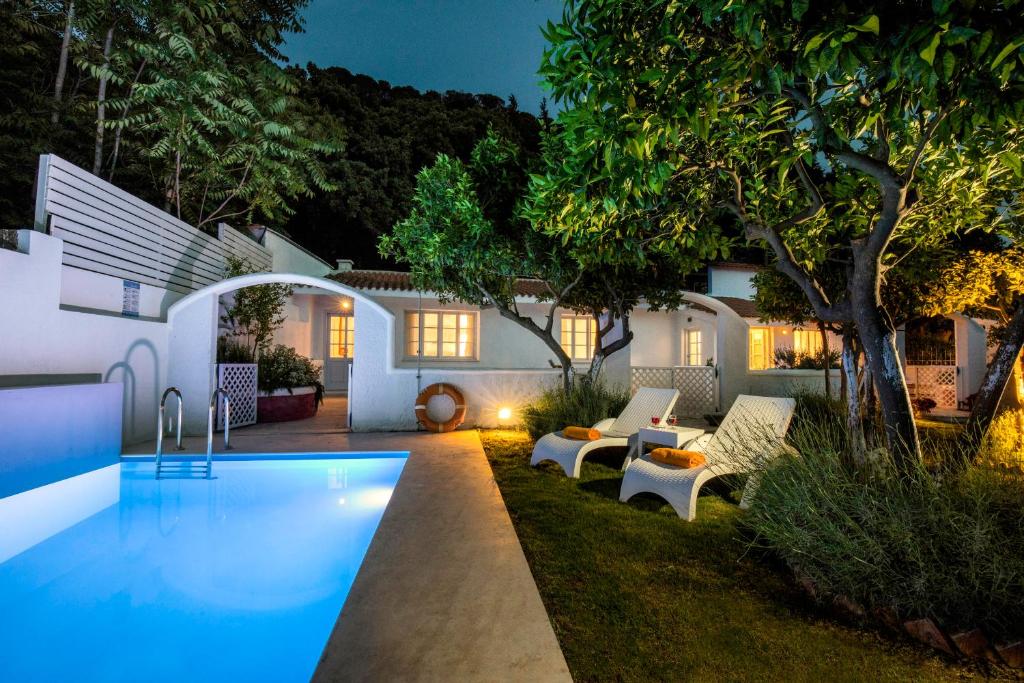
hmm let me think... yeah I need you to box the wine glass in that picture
[667,414,678,428]
[651,416,661,428]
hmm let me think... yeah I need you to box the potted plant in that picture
[256,345,324,422]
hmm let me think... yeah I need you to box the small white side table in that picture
[625,426,705,469]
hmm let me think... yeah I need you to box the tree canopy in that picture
[382,129,700,389]
[536,0,1024,466]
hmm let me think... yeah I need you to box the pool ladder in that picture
[155,388,232,479]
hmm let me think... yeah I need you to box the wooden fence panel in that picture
[35,154,272,291]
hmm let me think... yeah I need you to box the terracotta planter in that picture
[257,386,317,423]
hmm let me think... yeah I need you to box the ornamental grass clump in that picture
[521,380,630,441]
[742,402,1024,639]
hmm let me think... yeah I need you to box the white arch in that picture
[680,290,746,325]
[165,272,400,434]
[167,273,392,322]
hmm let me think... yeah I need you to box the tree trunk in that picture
[818,320,831,398]
[861,363,878,449]
[966,301,1024,448]
[109,59,147,180]
[93,25,115,175]
[488,302,575,392]
[854,302,921,467]
[841,330,867,465]
[52,0,76,125]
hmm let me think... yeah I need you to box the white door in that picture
[324,312,354,394]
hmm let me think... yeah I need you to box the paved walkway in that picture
[124,427,571,682]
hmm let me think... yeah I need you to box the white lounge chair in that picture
[530,387,680,478]
[619,394,796,520]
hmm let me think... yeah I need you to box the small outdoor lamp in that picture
[497,406,513,421]
[340,298,351,311]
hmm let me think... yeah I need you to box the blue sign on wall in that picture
[122,280,140,317]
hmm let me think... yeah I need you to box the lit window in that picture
[328,315,354,358]
[405,310,477,359]
[748,327,774,370]
[793,329,822,356]
[560,315,596,361]
[684,329,703,366]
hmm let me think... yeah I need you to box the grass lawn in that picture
[480,429,1014,682]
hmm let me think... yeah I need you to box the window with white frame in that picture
[405,310,477,359]
[683,329,703,366]
[748,327,774,370]
[560,315,596,361]
[792,328,823,357]
[328,314,354,358]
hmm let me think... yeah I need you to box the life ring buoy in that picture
[414,383,467,433]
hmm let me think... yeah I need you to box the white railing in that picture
[34,154,272,294]
[631,365,718,417]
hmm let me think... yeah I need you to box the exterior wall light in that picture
[497,407,513,421]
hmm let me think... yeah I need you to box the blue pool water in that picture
[0,455,407,682]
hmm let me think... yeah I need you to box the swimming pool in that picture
[0,454,407,682]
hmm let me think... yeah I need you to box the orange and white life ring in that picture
[414,383,467,433]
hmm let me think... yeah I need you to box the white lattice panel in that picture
[631,366,717,418]
[673,366,717,417]
[217,363,257,429]
[906,365,957,410]
[630,367,674,393]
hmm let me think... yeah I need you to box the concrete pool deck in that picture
[123,425,571,682]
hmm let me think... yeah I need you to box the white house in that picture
[0,156,1000,448]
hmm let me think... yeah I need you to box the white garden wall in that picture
[0,231,169,444]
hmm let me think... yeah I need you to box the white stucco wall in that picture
[264,230,333,277]
[0,231,169,444]
[955,314,989,400]
[59,266,185,319]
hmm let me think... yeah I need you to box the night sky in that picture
[283,1,564,115]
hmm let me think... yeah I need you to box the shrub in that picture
[257,345,323,404]
[521,380,631,441]
[773,347,840,370]
[743,416,1024,638]
[980,408,1024,472]
[216,336,255,363]
[911,396,937,415]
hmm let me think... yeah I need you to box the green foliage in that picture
[0,0,338,232]
[221,255,292,357]
[216,335,255,364]
[380,129,530,308]
[283,65,542,267]
[980,409,1024,472]
[480,430,980,680]
[922,246,1024,328]
[773,347,839,370]
[382,128,698,387]
[104,0,338,226]
[520,381,630,441]
[536,0,1024,465]
[257,344,322,403]
[744,419,1024,638]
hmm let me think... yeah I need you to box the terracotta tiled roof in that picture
[712,296,760,318]
[328,269,550,297]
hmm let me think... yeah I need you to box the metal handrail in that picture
[205,387,233,479]
[155,387,184,479]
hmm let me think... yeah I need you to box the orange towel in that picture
[563,426,601,441]
[650,448,706,468]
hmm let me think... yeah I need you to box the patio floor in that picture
[122,426,571,682]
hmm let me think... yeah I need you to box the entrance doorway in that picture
[324,312,354,394]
